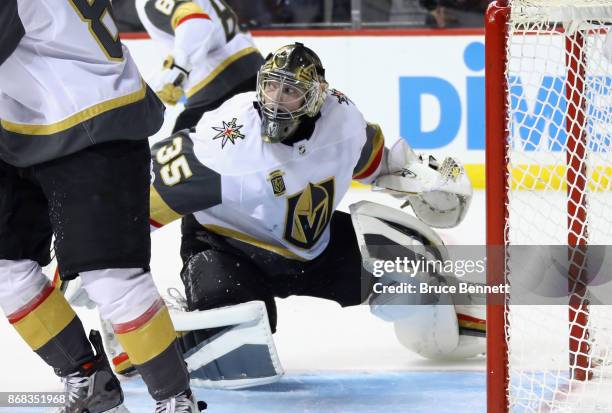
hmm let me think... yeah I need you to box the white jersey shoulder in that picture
[319,89,368,148]
[190,92,263,174]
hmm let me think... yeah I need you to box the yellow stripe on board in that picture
[350,164,612,191]
[13,289,76,351]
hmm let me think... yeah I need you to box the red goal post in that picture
[485,2,510,411]
[486,0,612,411]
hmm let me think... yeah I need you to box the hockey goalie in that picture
[66,42,484,389]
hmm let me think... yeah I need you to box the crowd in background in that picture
[113,0,491,32]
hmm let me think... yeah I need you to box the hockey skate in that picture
[154,389,206,413]
[54,330,128,413]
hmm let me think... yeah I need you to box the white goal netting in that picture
[504,0,612,411]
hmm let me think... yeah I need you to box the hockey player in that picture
[0,1,202,412]
[135,0,264,132]
[71,43,483,388]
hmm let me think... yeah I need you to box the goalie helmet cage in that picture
[486,0,612,412]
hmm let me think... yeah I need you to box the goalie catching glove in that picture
[374,139,472,228]
[150,53,191,105]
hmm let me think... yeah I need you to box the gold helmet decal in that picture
[272,49,288,69]
[262,44,324,84]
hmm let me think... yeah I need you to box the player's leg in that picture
[35,141,200,410]
[0,161,125,412]
[172,74,258,133]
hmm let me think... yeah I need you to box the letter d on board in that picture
[399,77,461,149]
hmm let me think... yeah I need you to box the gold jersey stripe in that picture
[150,185,182,226]
[1,81,147,135]
[203,224,307,261]
[186,48,259,98]
[171,2,208,30]
[12,289,76,351]
[115,306,176,365]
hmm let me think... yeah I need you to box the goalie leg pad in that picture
[349,200,449,273]
[392,303,460,358]
[394,291,486,360]
[349,200,450,321]
[97,299,285,388]
[172,300,284,389]
[349,201,484,359]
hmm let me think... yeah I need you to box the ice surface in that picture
[3,372,486,413]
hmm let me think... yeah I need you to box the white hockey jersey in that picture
[150,90,385,260]
[136,0,263,108]
[0,0,163,167]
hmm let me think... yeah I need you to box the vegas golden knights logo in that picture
[267,170,286,197]
[284,178,335,249]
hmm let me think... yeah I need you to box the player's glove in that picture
[150,55,190,105]
[373,139,472,228]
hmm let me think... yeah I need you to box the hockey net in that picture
[486,0,612,411]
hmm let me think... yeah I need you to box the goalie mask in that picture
[256,43,328,143]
